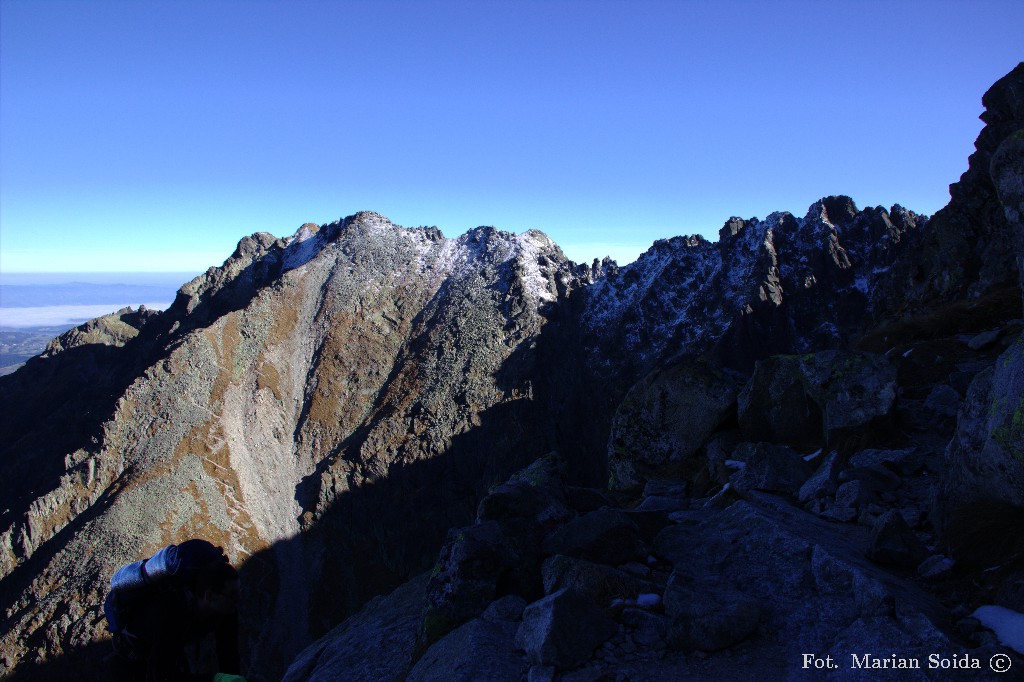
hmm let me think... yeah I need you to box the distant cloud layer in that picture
[0,303,172,328]
[0,274,190,329]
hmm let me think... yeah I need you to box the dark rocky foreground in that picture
[1,63,1022,680]
[282,316,1024,681]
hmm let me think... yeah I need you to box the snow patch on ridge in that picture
[514,230,559,303]
[283,224,323,270]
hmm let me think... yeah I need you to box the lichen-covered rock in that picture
[940,334,1024,532]
[607,360,740,490]
[738,355,823,448]
[419,518,541,649]
[476,453,572,530]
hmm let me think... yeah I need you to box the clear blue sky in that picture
[2,0,1022,272]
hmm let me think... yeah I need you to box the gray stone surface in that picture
[541,555,651,605]
[607,360,739,490]
[940,334,1024,529]
[866,510,928,567]
[991,126,1024,299]
[799,451,842,502]
[924,384,963,418]
[738,351,897,449]
[542,508,645,566]
[620,607,669,648]
[917,555,954,580]
[406,615,526,682]
[663,576,761,651]
[421,516,541,647]
[848,448,923,477]
[654,498,954,659]
[968,329,1002,350]
[729,442,813,495]
[515,589,617,669]
[834,480,873,510]
[281,574,427,682]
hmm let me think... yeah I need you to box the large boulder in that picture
[935,84,1024,571]
[476,453,573,531]
[515,589,617,669]
[607,360,740,490]
[866,510,928,567]
[738,351,897,450]
[939,334,1024,547]
[799,451,844,503]
[418,454,569,649]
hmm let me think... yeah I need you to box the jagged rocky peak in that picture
[815,194,859,227]
[718,216,754,240]
[951,61,1024,206]
[716,197,917,248]
[162,213,577,332]
[576,193,933,380]
[866,62,1024,312]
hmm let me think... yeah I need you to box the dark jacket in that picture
[108,579,240,682]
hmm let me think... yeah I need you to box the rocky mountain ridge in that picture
[0,212,586,677]
[1,62,1022,680]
